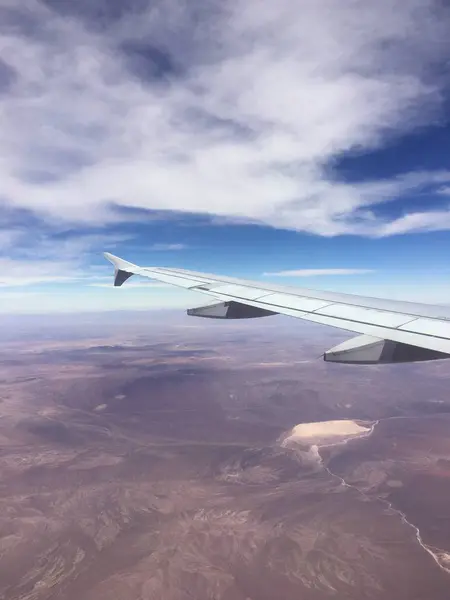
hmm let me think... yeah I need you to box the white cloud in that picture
[264,269,374,277]
[0,232,187,288]
[149,243,187,251]
[0,230,131,286]
[0,257,80,287]
[0,0,449,236]
[377,207,450,236]
[89,281,170,288]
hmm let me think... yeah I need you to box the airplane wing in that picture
[104,252,450,365]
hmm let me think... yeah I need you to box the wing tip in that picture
[103,252,138,287]
[103,251,115,262]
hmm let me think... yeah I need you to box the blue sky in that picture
[1,0,450,313]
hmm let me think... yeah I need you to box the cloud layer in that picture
[1,0,450,240]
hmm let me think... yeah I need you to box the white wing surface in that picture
[104,253,450,365]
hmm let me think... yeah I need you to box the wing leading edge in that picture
[104,252,450,365]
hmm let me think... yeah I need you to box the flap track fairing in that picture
[324,334,450,364]
[187,301,277,319]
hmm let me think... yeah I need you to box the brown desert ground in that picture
[1,312,450,599]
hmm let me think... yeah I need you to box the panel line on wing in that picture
[310,302,337,313]
[399,318,450,338]
[394,317,419,330]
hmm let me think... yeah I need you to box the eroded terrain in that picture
[1,312,450,599]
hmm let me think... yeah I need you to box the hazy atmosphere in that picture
[2,314,450,600]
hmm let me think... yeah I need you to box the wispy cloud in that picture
[377,207,450,236]
[89,281,170,289]
[0,229,22,250]
[0,230,132,286]
[149,243,187,251]
[0,0,449,237]
[0,257,80,287]
[264,269,374,277]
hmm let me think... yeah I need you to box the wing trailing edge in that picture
[103,252,450,364]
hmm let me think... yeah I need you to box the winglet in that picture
[104,252,140,287]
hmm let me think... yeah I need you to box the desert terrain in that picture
[1,311,450,599]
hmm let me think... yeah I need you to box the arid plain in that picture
[1,312,450,600]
